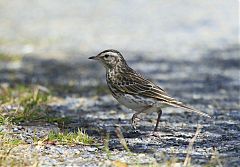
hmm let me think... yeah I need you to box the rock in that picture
[86,147,97,152]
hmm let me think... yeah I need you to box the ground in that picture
[1,45,239,166]
[0,1,239,167]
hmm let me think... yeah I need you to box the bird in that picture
[89,49,211,132]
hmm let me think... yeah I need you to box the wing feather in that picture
[110,68,211,118]
[114,70,174,102]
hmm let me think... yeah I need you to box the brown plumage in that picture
[89,49,211,132]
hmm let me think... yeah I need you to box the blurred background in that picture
[0,0,238,59]
[0,0,238,94]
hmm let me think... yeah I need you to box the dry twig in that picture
[183,125,202,166]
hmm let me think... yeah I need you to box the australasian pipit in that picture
[89,49,211,132]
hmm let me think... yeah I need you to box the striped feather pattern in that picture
[107,62,211,118]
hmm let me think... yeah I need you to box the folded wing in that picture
[113,69,211,118]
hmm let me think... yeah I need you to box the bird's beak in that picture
[88,56,97,60]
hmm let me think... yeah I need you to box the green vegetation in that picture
[46,128,95,145]
[0,84,70,125]
[0,84,49,124]
[103,133,111,158]
[0,132,23,146]
[0,128,95,166]
[0,132,38,167]
[0,53,22,62]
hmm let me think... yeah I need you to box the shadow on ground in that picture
[0,45,239,166]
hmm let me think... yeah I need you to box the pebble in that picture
[25,139,33,144]
[86,147,97,152]
[13,127,19,132]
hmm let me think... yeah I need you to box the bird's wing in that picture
[113,69,176,103]
[113,69,211,118]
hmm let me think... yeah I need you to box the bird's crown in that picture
[89,49,127,69]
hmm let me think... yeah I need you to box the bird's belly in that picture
[114,93,156,111]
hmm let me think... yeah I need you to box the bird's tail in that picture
[165,101,211,118]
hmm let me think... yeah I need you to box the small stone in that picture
[55,148,64,154]
[74,150,81,155]
[86,147,97,152]
[13,127,19,132]
[25,139,33,144]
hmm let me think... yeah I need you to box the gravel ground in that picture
[1,45,240,166]
[0,0,239,166]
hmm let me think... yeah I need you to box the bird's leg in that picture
[153,108,162,132]
[131,106,151,130]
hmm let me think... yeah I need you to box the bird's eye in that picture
[105,54,109,58]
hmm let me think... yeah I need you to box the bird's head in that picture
[89,49,126,69]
